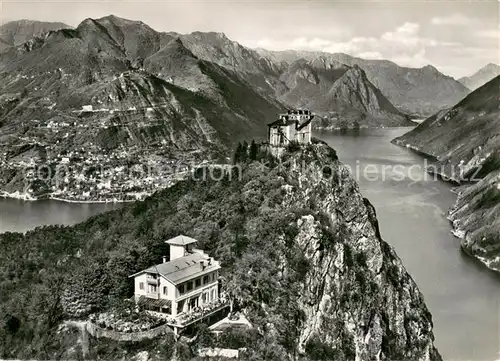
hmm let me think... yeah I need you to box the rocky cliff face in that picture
[272,144,440,360]
[392,76,500,272]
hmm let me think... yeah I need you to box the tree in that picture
[249,140,258,161]
[233,142,250,164]
[241,141,249,163]
[233,142,243,164]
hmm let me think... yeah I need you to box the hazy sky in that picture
[1,0,498,78]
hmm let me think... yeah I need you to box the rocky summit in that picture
[0,141,442,360]
[392,76,500,272]
[459,63,500,91]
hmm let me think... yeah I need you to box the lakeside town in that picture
[0,107,220,202]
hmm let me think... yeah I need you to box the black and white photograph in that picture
[0,0,499,360]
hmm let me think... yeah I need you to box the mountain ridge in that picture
[1,16,471,119]
[0,19,71,51]
[458,63,500,91]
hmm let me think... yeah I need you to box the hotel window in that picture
[187,281,193,291]
[149,284,157,293]
[212,273,217,281]
[179,284,185,294]
[203,275,210,284]
[210,289,215,301]
[163,286,167,295]
[202,292,207,303]
[139,282,144,290]
[195,278,201,288]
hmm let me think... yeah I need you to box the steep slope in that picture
[179,31,281,75]
[458,63,500,91]
[257,49,470,117]
[0,19,71,50]
[0,143,441,361]
[392,76,500,272]
[178,31,288,103]
[449,169,500,271]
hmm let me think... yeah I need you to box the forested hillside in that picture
[0,142,440,360]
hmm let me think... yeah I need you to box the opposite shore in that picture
[1,191,138,204]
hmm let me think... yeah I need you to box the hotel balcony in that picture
[169,298,229,328]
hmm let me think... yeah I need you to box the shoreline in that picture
[1,192,139,204]
[391,138,499,274]
[49,196,137,204]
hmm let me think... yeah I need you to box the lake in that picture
[316,128,500,361]
[0,128,498,360]
[0,198,122,234]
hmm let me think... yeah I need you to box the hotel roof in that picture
[129,252,221,285]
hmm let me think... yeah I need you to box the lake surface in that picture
[0,199,121,233]
[0,128,498,360]
[316,128,500,361]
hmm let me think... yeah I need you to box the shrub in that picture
[286,140,302,153]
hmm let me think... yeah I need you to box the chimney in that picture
[208,258,212,266]
[201,260,206,270]
[163,256,167,263]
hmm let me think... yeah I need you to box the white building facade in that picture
[130,235,221,319]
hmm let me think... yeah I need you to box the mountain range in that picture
[458,63,500,91]
[257,49,471,117]
[0,15,491,167]
[0,17,284,157]
[392,76,500,272]
[0,17,477,129]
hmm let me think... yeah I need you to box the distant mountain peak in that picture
[459,63,500,91]
[0,19,71,48]
[421,64,439,73]
[96,14,148,27]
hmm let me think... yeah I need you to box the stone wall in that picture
[85,321,173,342]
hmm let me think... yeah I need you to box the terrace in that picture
[146,298,229,331]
